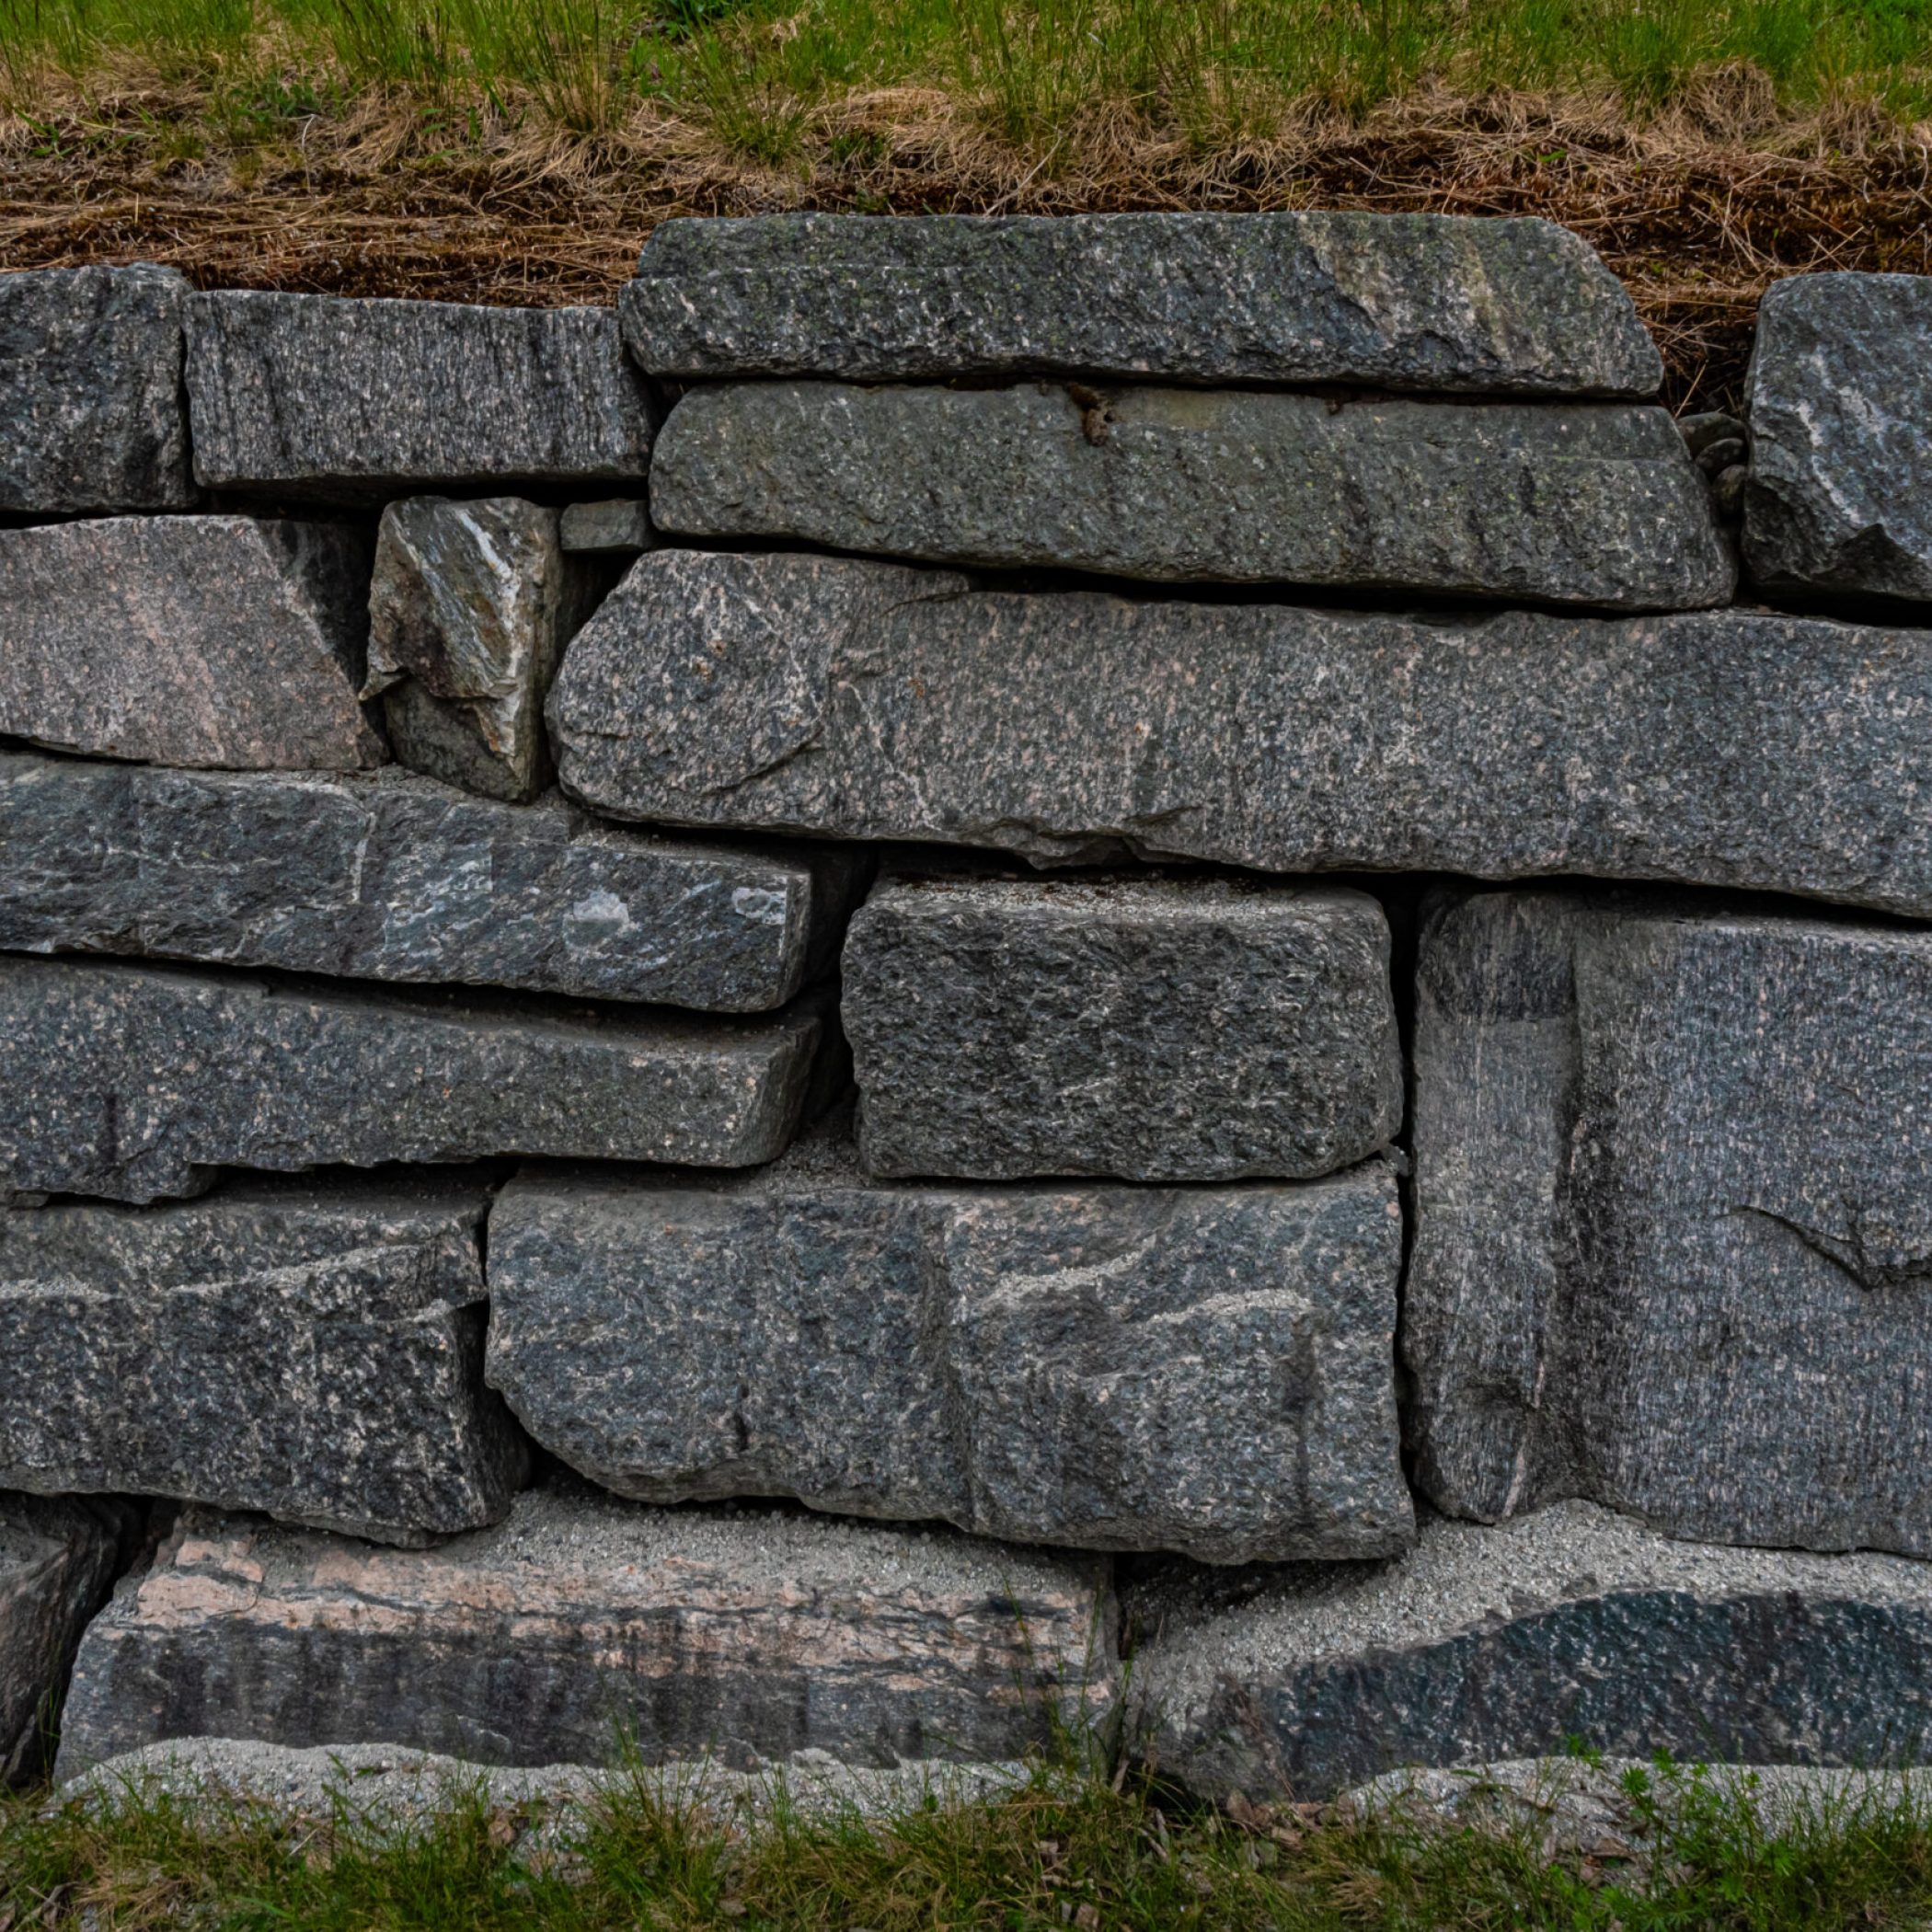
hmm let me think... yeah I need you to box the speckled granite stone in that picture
[559,499,654,554]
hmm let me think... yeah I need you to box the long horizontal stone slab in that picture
[0,957,827,1202]
[1130,1500,1932,1802]
[843,877,1401,1182]
[649,385,1731,608]
[485,1149,1409,1564]
[0,753,860,1011]
[0,1179,527,1546]
[623,213,1662,396]
[54,1486,1117,1777]
[550,551,1932,917]
[0,516,380,770]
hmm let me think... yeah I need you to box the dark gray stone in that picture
[0,956,828,1203]
[650,385,1731,608]
[551,551,1932,917]
[0,264,195,514]
[623,213,1662,396]
[484,1148,1409,1564]
[1743,273,1932,601]
[842,877,1401,1182]
[0,515,380,770]
[185,293,656,502]
[0,1179,527,1547]
[0,753,858,1011]
[560,499,654,554]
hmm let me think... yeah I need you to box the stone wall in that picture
[2,218,1929,1800]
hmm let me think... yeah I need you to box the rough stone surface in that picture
[0,753,859,1011]
[651,385,1731,608]
[185,292,656,501]
[623,213,1662,396]
[0,515,380,771]
[55,1486,1118,1777]
[0,264,196,514]
[484,1146,1410,1564]
[1129,1501,1932,1802]
[842,877,1401,1182]
[1743,273,1932,601]
[0,1178,527,1547]
[0,956,828,1202]
[551,551,1932,916]
[560,499,655,554]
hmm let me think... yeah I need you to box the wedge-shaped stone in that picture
[843,877,1401,1182]
[55,1485,1116,1777]
[0,1179,527,1546]
[185,293,656,501]
[650,385,1730,608]
[623,213,1662,395]
[0,753,857,1011]
[485,1149,1409,1564]
[0,516,379,770]
[551,552,1932,916]
[1130,1501,1932,1803]
[0,957,826,1203]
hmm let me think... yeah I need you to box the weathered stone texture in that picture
[623,213,1662,396]
[55,1486,1117,1777]
[560,499,655,554]
[842,877,1401,1182]
[0,956,827,1202]
[0,1179,527,1546]
[484,1149,1409,1564]
[1407,891,1932,1557]
[0,516,380,771]
[550,551,1932,917]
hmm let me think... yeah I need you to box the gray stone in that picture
[0,1178,528,1547]
[1743,273,1932,601]
[623,213,1661,396]
[1711,463,1748,520]
[0,955,828,1203]
[185,293,656,502]
[0,752,858,1011]
[1129,1500,1932,1802]
[484,1147,1410,1564]
[0,515,380,771]
[842,877,1401,1182]
[550,551,1932,916]
[560,498,655,554]
[1406,891,1932,1557]
[650,384,1731,608]
[1676,410,1745,459]
[55,1485,1118,1777]
[0,264,195,514]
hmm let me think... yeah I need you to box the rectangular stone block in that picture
[0,956,827,1203]
[1407,890,1932,1558]
[484,1148,1409,1565]
[842,877,1400,1182]
[55,1486,1116,1777]
[0,753,859,1012]
[0,515,380,771]
[560,498,654,554]
[0,1179,527,1547]
[623,213,1662,396]
[185,293,656,501]
[550,550,1932,918]
[649,385,1731,609]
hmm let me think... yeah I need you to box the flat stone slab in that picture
[650,385,1731,608]
[0,1178,527,1547]
[485,1147,1409,1564]
[1129,1500,1932,1802]
[0,956,827,1202]
[0,264,196,514]
[0,515,380,770]
[185,292,656,501]
[1743,273,1932,602]
[842,877,1401,1182]
[623,213,1662,395]
[0,753,857,1011]
[550,551,1932,917]
[560,498,654,554]
[55,1486,1117,1777]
